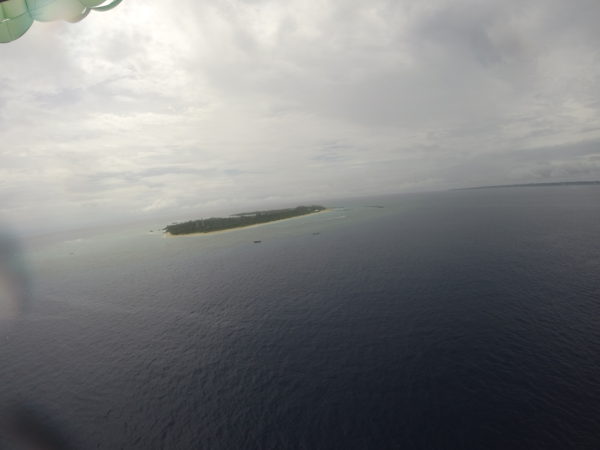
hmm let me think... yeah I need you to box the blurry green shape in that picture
[0,0,34,43]
[27,0,86,22]
[0,0,123,43]
[89,0,121,12]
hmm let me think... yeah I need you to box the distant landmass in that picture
[164,205,326,235]
[455,181,600,191]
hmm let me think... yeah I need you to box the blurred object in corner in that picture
[0,232,74,448]
[0,0,124,43]
[0,403,76,450]
[0,227,29,324]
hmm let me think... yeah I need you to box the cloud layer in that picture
[1,0,600,233]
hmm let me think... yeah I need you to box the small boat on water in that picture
[253,240,262,244]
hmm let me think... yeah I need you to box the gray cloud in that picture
[1,0,600,234]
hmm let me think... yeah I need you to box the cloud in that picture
[1,0,600,233]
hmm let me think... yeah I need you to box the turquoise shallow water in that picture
[1,187,600,449]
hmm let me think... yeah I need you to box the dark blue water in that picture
[1,187,600,449]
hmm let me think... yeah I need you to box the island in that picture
[164,205,327,235]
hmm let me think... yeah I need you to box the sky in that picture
[1,0,600,233]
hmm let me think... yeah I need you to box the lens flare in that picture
[0,230,28,323]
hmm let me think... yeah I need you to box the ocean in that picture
[1,186,599,449]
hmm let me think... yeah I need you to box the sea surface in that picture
[1,186,600,449]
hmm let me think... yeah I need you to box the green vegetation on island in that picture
[164,205,326,235]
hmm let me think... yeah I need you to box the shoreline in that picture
[164,209,331,237]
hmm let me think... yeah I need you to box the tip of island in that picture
[164,205,327,236]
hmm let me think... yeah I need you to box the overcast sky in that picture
[1,0,600,233]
